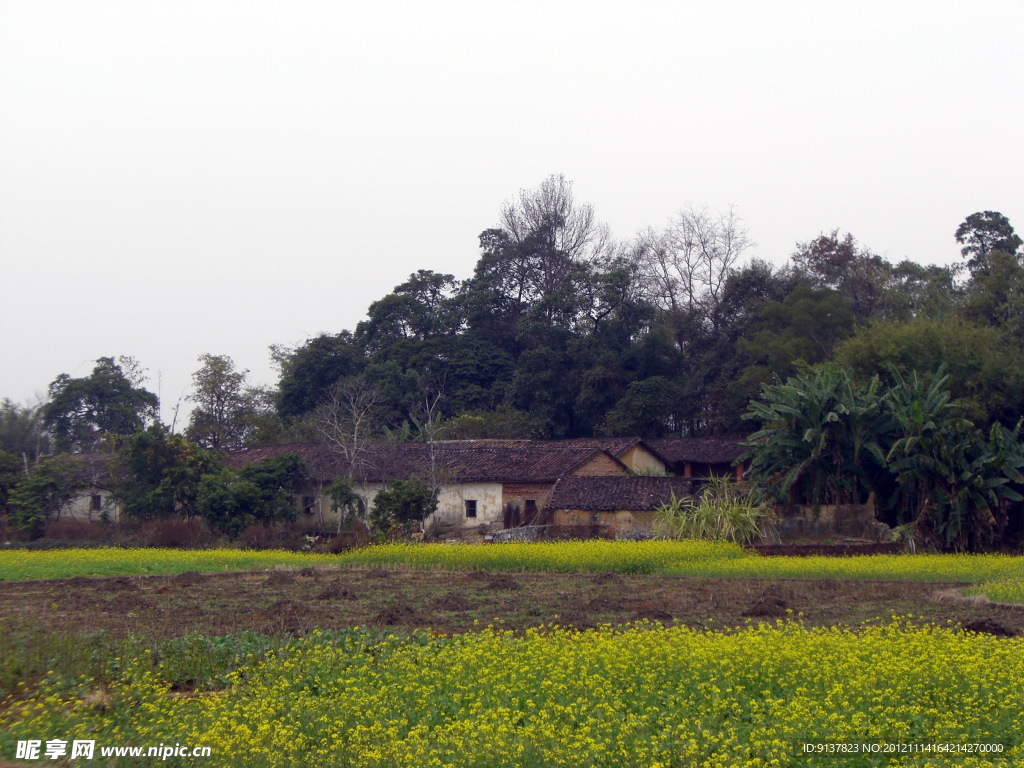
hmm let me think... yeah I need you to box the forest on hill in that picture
[3,176,1024,550]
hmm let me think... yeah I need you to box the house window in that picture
[465,500,477,518]
[90,494,102,512]
[302,496,316,515]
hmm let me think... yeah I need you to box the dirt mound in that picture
[554,610,597,630]
[484,574,520,591]
[372,603,424,626]
[170,571,206,586]
[97,577,137,592]
[742,597,788,618]
[315,584,359,601]
[434,592,472,611]
[104,593,152,612]
[50,589,100,610]
[741,585,792,618]
[262,599,311,633]
[963,618,1017,637]
[631,606,673,623]
[265,571,295,586]
[587,595,626,611]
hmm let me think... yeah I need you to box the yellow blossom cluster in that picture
[2,621,1021,767]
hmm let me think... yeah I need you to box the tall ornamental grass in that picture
[654,475,777,546]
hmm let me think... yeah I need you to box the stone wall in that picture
[777,502,894,542]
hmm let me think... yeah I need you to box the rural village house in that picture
[55,438,747,534]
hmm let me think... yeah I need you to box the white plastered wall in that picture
[310,481,503,529]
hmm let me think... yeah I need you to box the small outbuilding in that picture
[544,475,695,533]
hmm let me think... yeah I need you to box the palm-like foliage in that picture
[742,364,891,507]
[744,362,1024,551]
[886,369,1024,550]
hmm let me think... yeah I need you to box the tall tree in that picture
[955,211,1022,275]
[43,357,159,452]
[275,332,364,419]
[834,317,1024,431]
[0,399,50,460]
[791,230,895,322]
[196,453,306,537]
[355,270,461,353]
[185,354,276,450]
[637,205,752,333]
[115,424,220,520]
[465,174,610,341]
[6,456,81,539]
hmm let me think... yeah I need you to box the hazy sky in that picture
[2,1,1022,424]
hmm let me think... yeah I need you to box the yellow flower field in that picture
[2,621,1020,767]
[965,580,1024,605]
[5,541,1024,585]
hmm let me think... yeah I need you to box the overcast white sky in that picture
[2,0,1022,424]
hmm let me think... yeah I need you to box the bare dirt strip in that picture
[1,568,1022,639]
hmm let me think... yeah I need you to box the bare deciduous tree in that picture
[314,376,381,529]
[637,205,752,330]
[494,174,612,311]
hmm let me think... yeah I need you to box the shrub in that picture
[655,475,776,546]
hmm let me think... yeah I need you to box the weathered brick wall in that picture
[551,508,661,533]
[571,453,630,477]
[502,482,554,514]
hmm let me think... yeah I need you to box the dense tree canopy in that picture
[186,354,279,450]
[43,357,159,453]
[7,183,1023,551]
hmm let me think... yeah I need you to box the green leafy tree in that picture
[0,399,50,460]
[791,231,894,321]
[739,286,855,386]
[370,478,439,535]
[43,357,159,452]
[603,376,681,438]
[436,405,544,440]
[114,424,220,520]
[185,354,278,449]
[355,270,461,353]
[955,211,1022,276]
[197,453,306,537]
[0,449,24,513]
[834,317,1024,430]
[7,456,81,539]
[325,476,366,531]
[275,333,364,419]
[962,249,1024,342]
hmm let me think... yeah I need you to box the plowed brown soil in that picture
[1,569,1022,639]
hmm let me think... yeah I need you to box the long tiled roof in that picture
[643,437,746,465]
[224,441,625,483]
[544,476,695,512]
